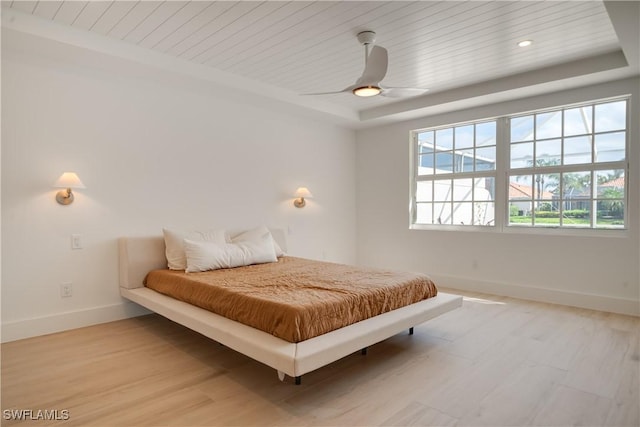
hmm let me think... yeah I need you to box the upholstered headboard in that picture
[118,228,288,290]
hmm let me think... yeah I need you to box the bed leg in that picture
[361,347,368,355]
[409,327,414,335]
[295,376,302,385]
[277,371,285,382]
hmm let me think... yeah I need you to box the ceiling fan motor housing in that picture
[357,31,376,45]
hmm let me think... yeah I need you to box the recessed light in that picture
[518,40,533,47]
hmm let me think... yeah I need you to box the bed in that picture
[118,229,462,384]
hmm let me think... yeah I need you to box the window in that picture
[411,98,628,231]
[414,121,497,226]
[508,100,627,229]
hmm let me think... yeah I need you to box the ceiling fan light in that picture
[353,85,381,97]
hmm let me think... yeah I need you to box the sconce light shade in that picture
[53,172,85,205]
[294,187,313,208]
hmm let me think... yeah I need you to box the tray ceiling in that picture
[2,1,638,127]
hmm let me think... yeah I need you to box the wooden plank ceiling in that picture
[4,1,621,113]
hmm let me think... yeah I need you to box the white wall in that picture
[356,78,640,316]
[1,32,357,342]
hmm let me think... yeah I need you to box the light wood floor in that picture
[2,290,638,427]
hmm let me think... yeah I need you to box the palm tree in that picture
[561,172,590,211]
[598,188,624,218]
[526,158,560,205]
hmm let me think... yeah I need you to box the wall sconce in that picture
[293,187,313,208]
[53,172,85,205]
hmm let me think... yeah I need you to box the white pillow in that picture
[232,226,284,257]
[184,232,277,273]
[163,228,227,270]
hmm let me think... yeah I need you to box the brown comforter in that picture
[144,256,437,343]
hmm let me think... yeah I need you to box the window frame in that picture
[410,119,500,230]
[409,97,630,236]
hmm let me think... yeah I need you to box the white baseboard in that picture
[432,274,640,317]
[1,301,151,343]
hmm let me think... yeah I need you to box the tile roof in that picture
[509,182,554,199]
[600,176,624,188]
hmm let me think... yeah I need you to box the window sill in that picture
[410,223,630,238]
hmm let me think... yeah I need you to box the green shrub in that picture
[563,209,589,218]
[597,210,624,219]
[534,211,559,218]
[509,204,520,216]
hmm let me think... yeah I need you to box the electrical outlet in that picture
[60,283,73,298]
[71,234,82,249]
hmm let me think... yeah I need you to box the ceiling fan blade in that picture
[356,45,388,86]
[380,86,428,98]
[300,86,354,96]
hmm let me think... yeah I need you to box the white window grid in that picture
[410,97,629,231]
[412,120,498,227]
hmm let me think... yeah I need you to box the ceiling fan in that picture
[304,31,428,99]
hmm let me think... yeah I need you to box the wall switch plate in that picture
[71,234,82,249]
[60,283,73,298]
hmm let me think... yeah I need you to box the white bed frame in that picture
[118,230,462,384]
